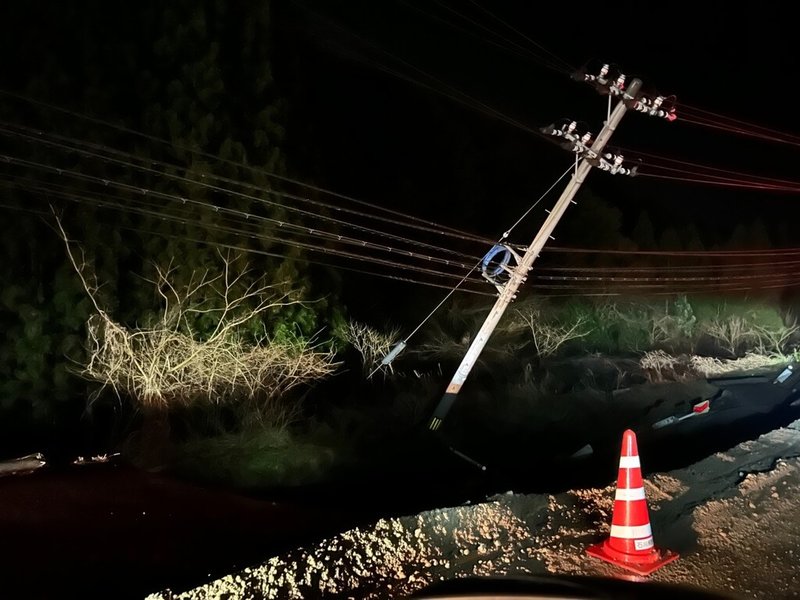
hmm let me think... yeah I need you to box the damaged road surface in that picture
[147,420,800,600]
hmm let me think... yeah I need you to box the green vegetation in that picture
[165,293,798,490]
[170,426,346,488]
[3,3,800,493]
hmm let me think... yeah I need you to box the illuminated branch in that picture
[56,217,339,420]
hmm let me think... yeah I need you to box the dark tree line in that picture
[0,1,342,452]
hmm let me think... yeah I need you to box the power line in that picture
[0,89,487,242]
[545,246,800,257]
[9,141,791,266]
[7,29,800,286]
[297,9,550,138]
[0,197,495,297]
[6,181,795,298]
[431,0,568,74]
[296,22,800,199]
[534,270,800,284]
[680,103,800,148]
[16,152,800,292]
[382,3,800,198]
[464,0,575,73]
[0,126,491,262]
[131,229,494,297]
[394,0,554,70]
[624,149,800,192]
[639,172,800,192]
[0,173,489,288]
[0,122,493,248]
[536,259,800,273]
[8,134,800,264]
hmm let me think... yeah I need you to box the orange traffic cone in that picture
[586,429,679,575]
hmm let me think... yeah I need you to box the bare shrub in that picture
[343,320,401,375]
[57,219,339,423]
[651,296,696,348]
[649,313,695,350]
[701,315,758,357]
[752,322,800,355]
[647,314,673,347]
[515,308,589,357]
[412,332,468,360]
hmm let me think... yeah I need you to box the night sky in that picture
[268,1,800,316]
[274,1,800,226]
[2,1,799,321]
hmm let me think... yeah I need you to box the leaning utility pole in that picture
[428,75,645,432]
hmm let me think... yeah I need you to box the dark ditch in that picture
[4,372,800,600]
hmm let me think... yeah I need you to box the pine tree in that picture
[631,210,657,251]
[659,227,682,251]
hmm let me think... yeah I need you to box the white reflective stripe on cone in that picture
[610,523,653,539]
[634,536,655,551]
[618,455,641,468]
[615,487,647,501]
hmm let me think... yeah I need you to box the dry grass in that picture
[639,349,682,382]
[689,353,788,377]
[640,350,789,382]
